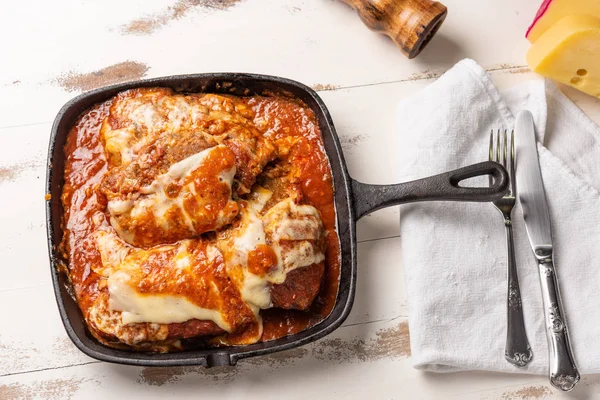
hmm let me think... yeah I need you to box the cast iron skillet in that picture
[46,73,508,368]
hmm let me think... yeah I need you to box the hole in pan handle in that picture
[351,161,509,220]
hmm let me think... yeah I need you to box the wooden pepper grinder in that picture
[341,0,448,59]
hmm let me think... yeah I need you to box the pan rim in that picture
[45,72,357,367]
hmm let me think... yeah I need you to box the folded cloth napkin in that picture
[397,59,600,374]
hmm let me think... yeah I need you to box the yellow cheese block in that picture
[527,15,600,98]
[527,0,600,43]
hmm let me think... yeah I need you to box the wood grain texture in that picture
[1,0,600,398]
[341,0,447,58]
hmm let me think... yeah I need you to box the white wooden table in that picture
[2,1,599,398]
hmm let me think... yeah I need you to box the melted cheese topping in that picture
[94,230,131,277]
[225,206,272,310]
[107,145,239,247]
[240,270,271,311]
[63,90,336,350]
[96,192,325,336]
[232,208,266,266]
[219,196,326,310]
[101,94,168,166]
[87,292,170,346]
[97,117,325,340]
[101,91,252,168]
[94,231,239,332]
[263,198,326,284]
[102,127,138,165]
[108,270,230,330]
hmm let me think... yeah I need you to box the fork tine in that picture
[503,129,508,168]
[496,129,501,163]
[489,130,494,161]
[510,129,516,194]
[489,130,494,186]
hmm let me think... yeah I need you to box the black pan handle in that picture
[351,161,509,220]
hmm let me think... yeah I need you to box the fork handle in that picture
[503,220,533,367]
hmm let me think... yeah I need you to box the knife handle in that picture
[537,257,580,391]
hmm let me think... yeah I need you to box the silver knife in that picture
[515,110,580,391]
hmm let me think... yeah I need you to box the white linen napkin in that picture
[397,59,600,374]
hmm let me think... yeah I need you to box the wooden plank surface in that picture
[1,0,599,398]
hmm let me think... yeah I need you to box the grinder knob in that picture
[341,0,448,59]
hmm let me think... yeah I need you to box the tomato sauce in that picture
[61,102,110,315]
[248,96,340,340]
[60,91,341,348]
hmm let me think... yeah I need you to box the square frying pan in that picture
[46,73,508,367]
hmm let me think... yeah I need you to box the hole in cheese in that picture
[577,68,588,76]
[571,76,582,85]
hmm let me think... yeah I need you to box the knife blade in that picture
[515,112,552,255]
[515,110,580,392]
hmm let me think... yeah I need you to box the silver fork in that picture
[489,129,533,367]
